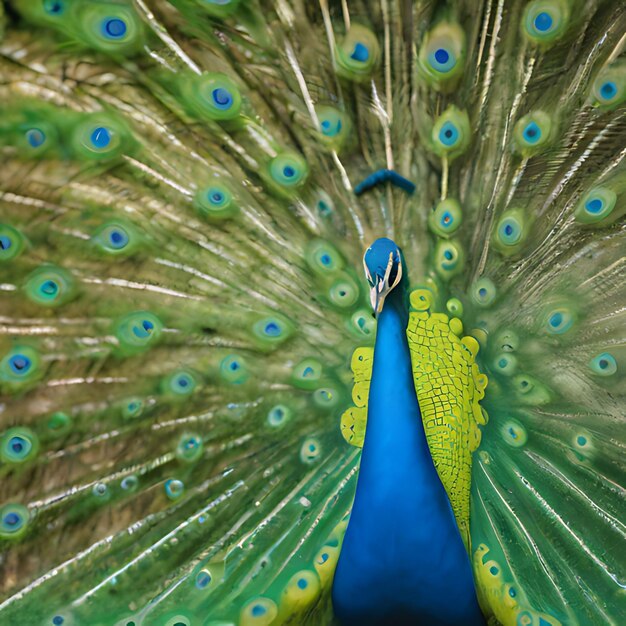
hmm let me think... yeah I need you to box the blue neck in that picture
[332,285,484,625]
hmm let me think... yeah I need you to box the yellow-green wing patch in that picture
[341,287,489,546]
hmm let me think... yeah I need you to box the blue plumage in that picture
[332,240,483,625]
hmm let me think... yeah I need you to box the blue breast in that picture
[332,290,485,625]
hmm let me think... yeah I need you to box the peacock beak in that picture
[369,277,386,317]
[366,251,402,317]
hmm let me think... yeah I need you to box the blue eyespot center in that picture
[9,355,31,374]
[196,571,212,589]
[102,18,128,39]
[320,254,331,266]
[534,11,553,32]
[297,578,308,589]
[434,48,449,64]
[283,166,295,178]
[4,512,21,527]
[523,121,541,143]
[549,312,563,327]
[439,121,459,146]
[577,435,587,446]
[91,127,111,149]
[26,128,46,148]
[320,118,342,137]
[0,236,12,250]
[40,280,58,296]
[212,87,233,109]
[350,43,369,62]
[132,319,154,338]
[264,322,281,336]
[52,616,64,626]
[599,81,617,100]
[44,0,64,15]
[9,437,27,454]
[444,250,453,260]
[108,228,129,249]
[585,197,603,213]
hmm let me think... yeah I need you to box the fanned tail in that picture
[1,1,625,626]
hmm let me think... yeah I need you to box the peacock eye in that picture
[176,433,203,462]
[334,25,380,82]
[43,0,65,15]
[267,404,291,427]
[574,187,617,224]
[306,240,344,276]
[431,106,471,159]
[120,475,139,491]
[195,568,213,590]
[269,152,309,189]
[194,184,238,221]
[471,278,497,308]
[186,73,242,121]
[523,0,569,44]
[71,114,130,160]
[26,128,46,148]
[329,274,359,308]
[24,266,75,307]
[513,111,553,155]
[220,354,250,384]
[300,437,321,463]
[418,22,466,90]
[166,370,197,396]
[492,353,518,376]
[429,198,462,237]
[114,311,163,354]
[0,225,25,261]
[164,479,185,500]
[241,598,278,623]
[315,105,352,151]
[101,17,128,40]
[543,304,576,336]
[501,420,527,447]
[1,428,39,464]
[0,503,30,539]
[79,5,144,53]
[434,240,465,278]
[94,222,137,255]
[589,352,617,376]
[592,65,625,109]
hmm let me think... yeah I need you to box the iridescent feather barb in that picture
[0,1,625,625]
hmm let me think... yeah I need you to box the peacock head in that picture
[363,237,403,316]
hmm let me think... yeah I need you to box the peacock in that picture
[0,0,624,625]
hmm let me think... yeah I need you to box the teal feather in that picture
[0,1,624,625]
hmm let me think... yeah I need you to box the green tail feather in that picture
[0,1,624,625]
